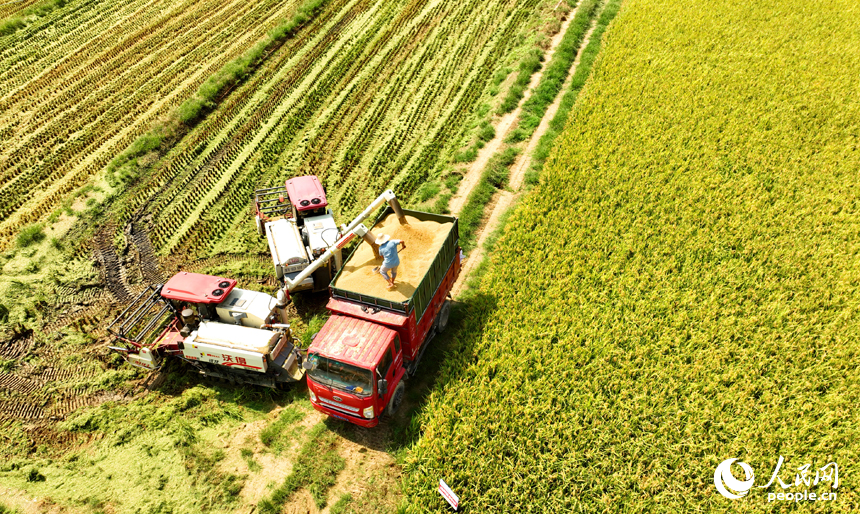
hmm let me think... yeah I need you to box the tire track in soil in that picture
[93,228,133,304]
[0,331,34,360]
[0,224,141,449]
[130,222,164,284]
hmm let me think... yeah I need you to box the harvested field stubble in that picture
[335,214,452,301]
[403,0,860,511]
[106,0,545,259]
[0,0,307,249]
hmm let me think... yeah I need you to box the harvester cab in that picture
[254,175,340,293]
[108,272,303,388]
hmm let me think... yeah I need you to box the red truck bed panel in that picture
[325,298,409,327]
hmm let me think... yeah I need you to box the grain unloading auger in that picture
[254,175,408,295]
[108,273,303,388]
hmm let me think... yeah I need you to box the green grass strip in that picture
[457,147,519,252]
[529,0,622,180]
[106,0,329,187]
[506,0,599,143]
[258,424,345,513]
[496,48,544,115]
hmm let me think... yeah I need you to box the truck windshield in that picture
[307,354,372,397]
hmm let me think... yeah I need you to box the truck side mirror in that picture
[302,360,316,371]
[378,379,388,396]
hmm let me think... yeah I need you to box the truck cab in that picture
[305,315,406,428]
[304,208,460,427]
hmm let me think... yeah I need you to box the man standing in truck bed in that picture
[373,233,405,289]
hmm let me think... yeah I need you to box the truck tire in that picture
[435,300,451,333]
[384,382,405,419]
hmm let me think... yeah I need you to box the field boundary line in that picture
[509,17,597,190]
[448,1,582,216]
[451,4,605,299]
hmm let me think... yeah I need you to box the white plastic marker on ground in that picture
[439,479,460,511]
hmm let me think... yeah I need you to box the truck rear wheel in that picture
[436,300,451,333]
[384,382,405,419]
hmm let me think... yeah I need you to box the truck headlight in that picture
[362,406,374,419]
[309,390,317,403]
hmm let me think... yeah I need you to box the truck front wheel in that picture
[384,382,405,419]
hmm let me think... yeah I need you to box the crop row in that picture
[0,0,42,19]
[0,0,304,249]
[0,0,291,179]
[138,0,406,251]
[146,0,363,254]
[111,0,546,262]
[121,0,357,226]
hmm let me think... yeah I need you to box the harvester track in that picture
[130,222,164,284]
[0,332,34,360]
[93,229,133,304]
[0,373,48,398]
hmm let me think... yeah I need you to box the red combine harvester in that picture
[109,175,411,388]
[303,208,460,427]
[255,175,409,298]
[108,272,303,388]
[254,176,339,293]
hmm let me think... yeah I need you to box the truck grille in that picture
[319,397,360,414]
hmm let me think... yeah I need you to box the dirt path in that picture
[509,23,597,191]
[451,21,598,299]
[448,4,581,215]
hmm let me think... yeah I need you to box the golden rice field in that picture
[403,0,860,511]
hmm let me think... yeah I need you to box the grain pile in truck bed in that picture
[335,214,453,301]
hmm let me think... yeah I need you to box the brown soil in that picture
[334,214,452,301]
[234,409,327,508]
[0,486,81,514]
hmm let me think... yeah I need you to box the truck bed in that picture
[331,208,458,319]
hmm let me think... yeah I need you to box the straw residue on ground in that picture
[335,214,452,301]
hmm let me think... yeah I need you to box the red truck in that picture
[304,208,460,427]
